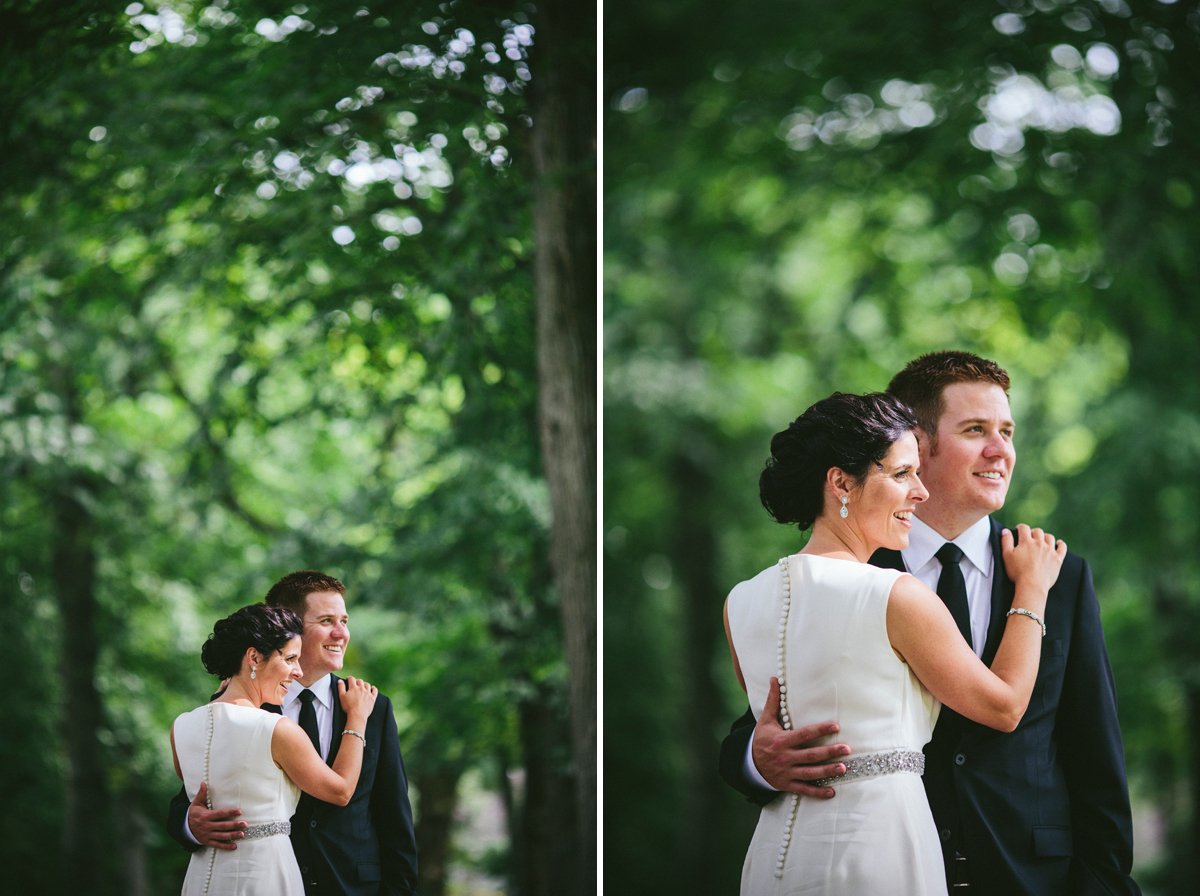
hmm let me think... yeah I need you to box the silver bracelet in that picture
[1006,607,1046,637]
[341,728,367,745]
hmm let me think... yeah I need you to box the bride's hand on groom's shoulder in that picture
[1001,523,1067,596]
[338,676,379,722]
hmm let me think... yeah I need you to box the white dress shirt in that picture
[901,514,994,659]
[283,673,335,762]
[744,515,997,790]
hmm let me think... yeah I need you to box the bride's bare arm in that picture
[271,677,378,806]
[886,524,1066,732]
[723,598,746,693]
[170,723,183,780]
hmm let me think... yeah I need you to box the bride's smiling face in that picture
[255,636,303,704]
[845,432,929,552]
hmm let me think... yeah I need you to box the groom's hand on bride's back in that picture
[188,782,248,850]
[753,676,851,799]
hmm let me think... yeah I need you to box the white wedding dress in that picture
[726,554,947,895]
[173,703,303,896]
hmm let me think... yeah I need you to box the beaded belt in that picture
[810,748,925,787]
[241,821,291,841]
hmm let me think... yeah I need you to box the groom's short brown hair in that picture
[887,351,1010,448]
[265,570,346,618]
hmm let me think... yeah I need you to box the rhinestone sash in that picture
[241,820,291,840]
[810,748,926,787]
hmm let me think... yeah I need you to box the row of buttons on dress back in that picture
[203,706,218,895]
[774,557,800,879]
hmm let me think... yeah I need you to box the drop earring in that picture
[250,665,257,679]
[839,496,849,519]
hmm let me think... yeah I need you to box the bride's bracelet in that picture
[1006,607,1046,637]
[342,728,367,745]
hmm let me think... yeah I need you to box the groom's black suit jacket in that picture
[167,674,418,896]
[718,520,1139,896]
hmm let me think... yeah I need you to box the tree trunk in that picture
[1154,583,1200,893]
[498,757,523,893]
[529,0,597,888]
[671,449,727,893]
[115,785,148,896]
[414,766,464,896]
[1187,684,1200,892]
[53,484,108,892]
[517,693,579,896]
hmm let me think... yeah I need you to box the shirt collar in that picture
[284,673,334,710]
[902,514,993,577]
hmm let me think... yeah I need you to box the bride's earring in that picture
[250,665,257,680]
[840,496,849,519]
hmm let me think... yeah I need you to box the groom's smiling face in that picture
[298,591,350,684]
[915,381,1015,538]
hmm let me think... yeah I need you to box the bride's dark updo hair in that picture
[200,603,304,679]
[760,392,918,530]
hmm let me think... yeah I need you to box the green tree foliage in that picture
[1,1,585,894]
[606,1,1200,893]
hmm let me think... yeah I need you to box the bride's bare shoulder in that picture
[887,572,937,607]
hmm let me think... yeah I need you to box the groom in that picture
[719,351,1139,895]
[167,571,418,896]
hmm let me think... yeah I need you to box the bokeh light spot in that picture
[994,252,1030,286]
[1050,45,1083,71]
[1085,44,1120,79]
[993,13,1025,35]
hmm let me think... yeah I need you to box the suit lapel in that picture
[869,547,906,573]
[981,519,1015,667]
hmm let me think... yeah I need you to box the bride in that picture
[170,604,378,895]
[724,392,1064,894]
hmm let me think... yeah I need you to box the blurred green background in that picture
[605,1,1200,894]
[1,2,592,895]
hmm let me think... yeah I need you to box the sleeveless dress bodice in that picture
[726,554,947,895]
[173,703,303,895]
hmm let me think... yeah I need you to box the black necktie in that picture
[935,543,973,650]
[298,689,322,758]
